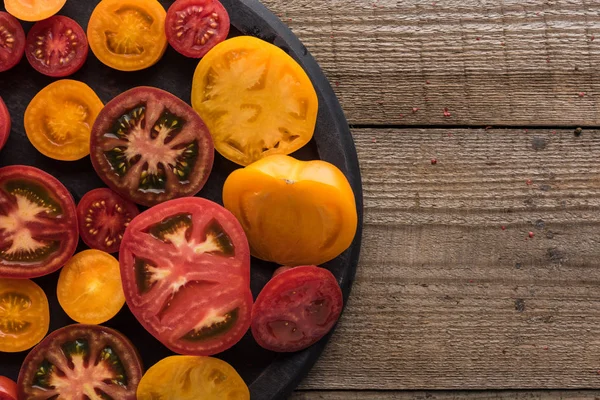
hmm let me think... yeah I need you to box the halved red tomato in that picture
[77,188,139,253]
[0,96,10,151]
[165,0,230,58]
[251,265,343,352]
[25,15,89,77]
[0,11,25,73]
[90,86,215,207]
[17,324,143,400]
[119,197,252,356]
[0,165,78,278]
[0,376,17,400]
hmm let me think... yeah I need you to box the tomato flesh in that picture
[251,266,343,352]
[120,197,252,355]
[90,86,215,207]
[0,97,10,151]
[77,188,139,253]
[165,0,230,58]
[17,324,142,400]
[0,165,78,278]
[0,376,17,400]
[25,15,88,77]
[0,11,25,73]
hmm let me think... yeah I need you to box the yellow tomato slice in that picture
[4,0,66,22]
[57,249,125,325]
[0,279,49,352]
[222,155,358,266]
[87,0,167,71]
[191,36,319,166]
[136,356,249,400]
[24,80,104,161]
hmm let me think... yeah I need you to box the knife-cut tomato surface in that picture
[0,165,78,278]
[191,35,319,166]
[0,96,10,151]
[119,197,253,356]
[0,11,25,72]
[251,265,343,352]
[223,155,358,266]
[4,0,66,22]
[0,278,49,353]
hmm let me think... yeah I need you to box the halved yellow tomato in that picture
[4,0,66,22]
[0,279,49,352]
[191,35,319,166]
[57,249,125,325]
[136,356,250,400]
[24,79,104,161]
[87,0,168,71]
[223,155,358,266]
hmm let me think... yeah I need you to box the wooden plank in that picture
[296,128,600,390]
[291,390,600,399]
[261,0,600,126]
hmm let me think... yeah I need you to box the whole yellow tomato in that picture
[222,155,357,266]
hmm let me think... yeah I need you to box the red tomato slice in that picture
[77,188,139,253]
[120,197,252,356]
[0,165,79,278]
[0,376,17,400]
[0,97,10,151]
[0,11,25,73]
[25,15,88,77]
[165,0,230,58]
[251,265,343,352]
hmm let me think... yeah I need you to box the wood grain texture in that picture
[261,0,600,125]
[291,390,600,399]
[296,128,600,390]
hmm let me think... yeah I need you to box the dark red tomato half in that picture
[165,0,230,58]
[119,196,252,356]
[77,188,139,253]
[0,12,25,73]
[0,376,17,400]
[0,165,79,278]
[17,324,143,400]
[90,86,215,207]
[0,97,10,151]
[251,265,343,352]
[25,15,89,77]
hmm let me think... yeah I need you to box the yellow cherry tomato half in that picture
[24,79,104,161]
[0,279,49,352]
[192,35,319,166]
[57,249,125,325]
[4,0,66,22]
[136,355,250,400]
[87,0,168,71]
[223,155,358,266]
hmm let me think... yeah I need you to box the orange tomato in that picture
[191,36,319,166]
[222,155,357,266]
[87,0,167,71]
[4,0,66,22]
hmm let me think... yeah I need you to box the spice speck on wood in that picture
[431,158,437,165]
[501,226,506,230]
[574,127,583,136]
[529,231,535,238]
[515,299,526,312]
[443,108,451,117]
[412,107,419,113]
[526,179,532,185]
[578,92,586,97]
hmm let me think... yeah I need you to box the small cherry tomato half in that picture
[119,197,252,356]
[77,188,139,253]
[165,0,230,58]
[25,15,88,77]
[0,376,17,400]
[0,11,25,73]
[0,279,50,353]
[0,96,10,151]
[223,155,358,266]
[17,324,143,400]
[0,165,79,278]
[90,86,214,207]
[192,35,319,166]
[24,79,104,161]
[87,0,168,71]
[136,355,250,400]
[57,249,126,325]
[4,0,67,22]
[251,265,343,352]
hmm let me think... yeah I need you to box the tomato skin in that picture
[0,11,25,73]
[251,265,343,352]
[165,0,230,58]
[0,96,10,151]
[0,376,17,400]
[4,0,67,22]
[223,155,358,266]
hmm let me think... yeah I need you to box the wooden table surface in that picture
[256,0,600,398]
